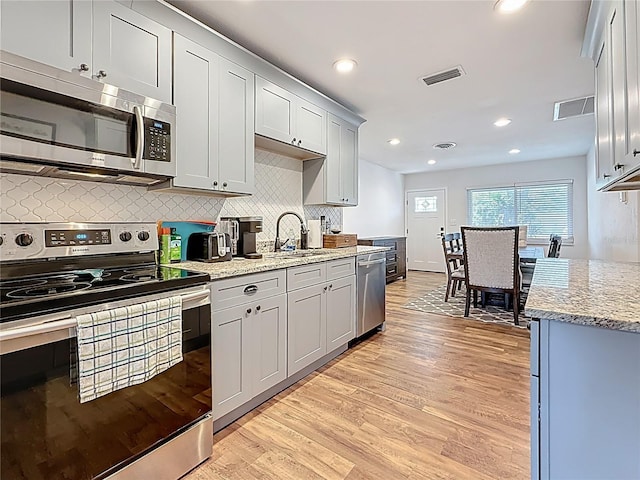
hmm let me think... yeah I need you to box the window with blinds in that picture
[467,181,574,242]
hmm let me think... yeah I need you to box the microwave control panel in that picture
[144,118,171,162]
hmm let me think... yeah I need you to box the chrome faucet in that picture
[274,212,308,252]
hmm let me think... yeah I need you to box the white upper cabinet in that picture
[1,0,92,75]
[93,0,172,103]
[173,34,254,195]
[255,76,327,155]
[587,0,640,190]
[303,113,359,206]
[1,0,172,103]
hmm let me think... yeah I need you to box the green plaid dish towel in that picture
[76,296,183,403]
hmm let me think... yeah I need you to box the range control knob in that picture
[15,233,34,247]
[119,231,132,242]
[138,231,150,241]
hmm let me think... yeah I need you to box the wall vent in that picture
[553,96,595,121]
[433,142,457,150]
[421,65,465,86]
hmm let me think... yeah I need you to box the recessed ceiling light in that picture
[333,59,357,73]
[494,0,529,14]
[388,138,400,146]
[494,117,512,127]
[427,159,437,165]
[509,148,521,154]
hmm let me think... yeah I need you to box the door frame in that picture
[404,187,448,272]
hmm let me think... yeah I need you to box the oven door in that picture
[0,285,212,480]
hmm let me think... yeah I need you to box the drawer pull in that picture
[244,285,258,295]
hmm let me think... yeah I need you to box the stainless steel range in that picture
[0,222,212,480]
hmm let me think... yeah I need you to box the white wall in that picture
[404,156,589,259]
[586,147,640,262]
[343,159,405,237]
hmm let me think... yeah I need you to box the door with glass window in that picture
[406,189,446,272]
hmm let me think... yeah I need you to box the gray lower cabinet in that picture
[531,318,640,479]
[326,275,356,351]
[172,34,255,194]
[212,293,287,421]
[0,0,92,76]
[287,283,327,376]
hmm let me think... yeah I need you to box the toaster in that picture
[186,232,232,263]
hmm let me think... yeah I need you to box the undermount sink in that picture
[266,250,328,259]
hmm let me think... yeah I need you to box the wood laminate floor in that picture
[186,271,530,480]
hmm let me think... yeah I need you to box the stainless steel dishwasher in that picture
[357,252,386,337]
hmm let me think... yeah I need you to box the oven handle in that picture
[0,290,210,343]
[133,105,144,170]
[0,316,75,342]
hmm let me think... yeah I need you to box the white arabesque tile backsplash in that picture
[0,149,342,242]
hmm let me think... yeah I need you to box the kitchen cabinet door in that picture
[326,275,356,351]
[609,2,629,176]
[341,122,358,206]
[255,76,296,145]
[325,115,343,204]
[624,0,640,168]
[287,284,327,375]
[252,294,287,396]
[92,0,172,103]
[173,34,220,191]
[0,0,92,76]
[296,98,327,155]
[218,58,255,195]
[595,40,614,185]
[212,304,252,420]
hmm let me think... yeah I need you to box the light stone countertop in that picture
[524,258,640,333]
[176,245,390,280]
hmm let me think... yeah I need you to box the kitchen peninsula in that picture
[526,259,640,479]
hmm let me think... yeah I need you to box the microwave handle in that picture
[133,105,144,170]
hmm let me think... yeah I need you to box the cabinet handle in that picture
[323,286,328,292]
[79,63,89,72]
[345,198,349,202]
[223,182,228,188]
[291,138,297,144]
[243,285,258,295]
[633,149,639,157]
[256,305,261,311]
[603,174,611,179]
[96,70,107,79]
[298,140,302,146]
[614,163,625,171]
[246,308,252,314]
[328,284,333,290]
[213,181,218,187]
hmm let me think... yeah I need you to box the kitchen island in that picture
[525,259,640,480]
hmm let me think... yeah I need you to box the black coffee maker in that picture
[239,217,263,259]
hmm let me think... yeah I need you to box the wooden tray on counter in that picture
[323,234,357,248]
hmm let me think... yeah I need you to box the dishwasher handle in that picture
[358,258,385,267]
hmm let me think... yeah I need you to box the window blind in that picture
[467,181,574,242]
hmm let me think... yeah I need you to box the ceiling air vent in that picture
[421,66,465,86]
[433,142,457,150]
[553,96,595,121]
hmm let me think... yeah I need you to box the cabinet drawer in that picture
[386,263,398,276]
[386,252,398,263]
[326,257,355,281]
[377,240,398,250]
[287,262,327,291]
[211,270,286,312]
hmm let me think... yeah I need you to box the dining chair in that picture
[518,225,528,247]
[461,226,521,325]
[441,233,465,302]
[548,235,562,258]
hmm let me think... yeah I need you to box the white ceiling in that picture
[168,0,595,174]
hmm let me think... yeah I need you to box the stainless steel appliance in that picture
[218,217,240,256]
[356,252,386,337]
[239,216,263,258]
[186,232,232,263]
[0,51,176,186]
[0,222,212,480]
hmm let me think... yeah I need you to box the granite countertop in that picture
[524,258,640,333]
[176,245,389,280]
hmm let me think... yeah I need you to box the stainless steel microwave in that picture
[0,51,176,185]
